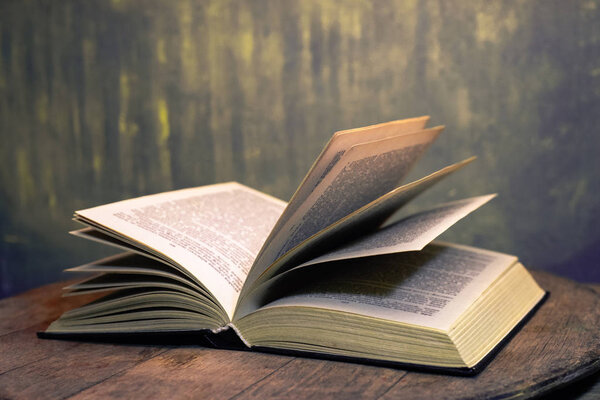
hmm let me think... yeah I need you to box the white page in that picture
[297,194,496,267]
[75,182,286,319]
[247,242,517,331]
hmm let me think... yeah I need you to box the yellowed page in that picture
[245,127,443,296]
[236,158,474,310]
[253,118,430,278]
[296,194,496,267]
[65,252,209,296]
[237,242,518,331]
[75,182,286,320]
[269,116,430,233]
[71,227,168,263]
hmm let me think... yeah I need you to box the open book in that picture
[41,116,546,374]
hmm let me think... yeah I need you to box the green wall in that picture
[1,0,599,297]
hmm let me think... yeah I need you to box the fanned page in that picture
[296,194,496,268]
[245,126,443,297]
[263,116,430,248]
[74,182,286,319]
[237,157,475,306]
[233,192,491,319]
[70,228,171,263]
[64,253,210,299]
[238,242,520,331]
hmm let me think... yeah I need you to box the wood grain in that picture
[230,358,404,399]
[68,349,292,400]
[0,279,92,336]
[0,340,166,399]
[0,271,598,400]
[557,282,600,400]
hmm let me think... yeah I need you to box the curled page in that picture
[297,194,496,268]
[240,157,475,302]
[245,127,444,296]
[267,116,430,241]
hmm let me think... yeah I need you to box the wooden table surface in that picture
[1,271,599,400]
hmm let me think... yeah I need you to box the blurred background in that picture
[1,0,599,298]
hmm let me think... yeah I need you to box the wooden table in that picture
[1,271,599,399]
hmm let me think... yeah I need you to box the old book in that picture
[41,116,546,375]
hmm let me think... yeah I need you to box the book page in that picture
[252,117,430,293]
[66,252,208,295]
[265,116,430,242]
[242,242,517,331]
[297,194,496,267]
[71,228,168,263]
[75,182,286,319]
[246,127,443,294]
[238,157,474,305]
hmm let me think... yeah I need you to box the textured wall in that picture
[1,0,599,298]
